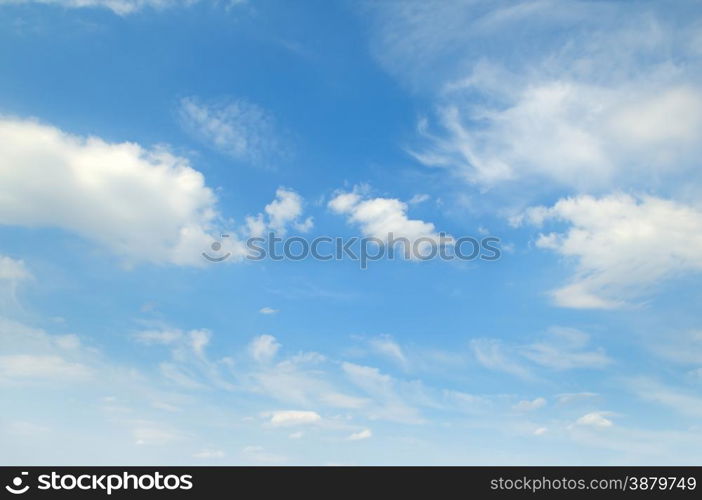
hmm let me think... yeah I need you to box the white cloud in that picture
[415,82,702,190]
[408,194,430,204]
[0,354,91,382]
[471,327,609,377]
[341,362,423,424]
[288,431,303,439]
[653,330,702,366]
[259,307,279,315]
[519,194,702,308]
[368,335,407,367]
[0,116,227,266]
[246,188,313,237]
[348,428,372,441]
[329,188,447,254]
[533,427,548,436]
[368,1,702,192]
[522,327,611,370]
[0,255,32,310]
[513,397,546,412]
[0,317,95,385]
[629,377,702,418]
[267,410,321,427]
[248,334,281,363]
[179,96,283,166]
[575,411,614,428]
[264,188,312,235]
[0,256,30,283]
[469,338,532,379]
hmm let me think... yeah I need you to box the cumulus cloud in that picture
[329,188,447,254]
[245,187,313,237]
[0,116,227,266]
[178,96,284,167]
[518,194,702,308]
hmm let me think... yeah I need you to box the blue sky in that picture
[1,0,702,465]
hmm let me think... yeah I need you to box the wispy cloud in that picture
[178,96,286,167]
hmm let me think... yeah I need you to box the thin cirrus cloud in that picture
[367,1,702,193]
[178,96,286,168]
[470,327,611,378]
[0,116,223,267]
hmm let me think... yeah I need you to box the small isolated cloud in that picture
[259,307,279,315]
[249,335,281,363]
[513,397,546,412]
[575,411,614,428]
[408,194,430,204]
[246,187,313,237]
[348,428,372,441]
[518,194,702,309]
[267,410,321,427]
[368,335,407,368]
[288,431,303,439]
[328,187,447,254]
[178,96,284,167]
[533,427,548,436]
